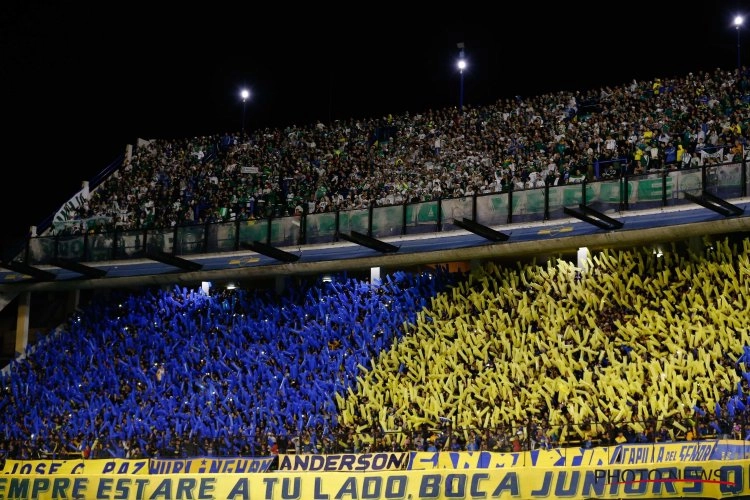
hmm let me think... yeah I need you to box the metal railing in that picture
[18,160,748,267]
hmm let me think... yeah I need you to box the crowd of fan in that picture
[56,67,750,235]
[5,65,750,461]
[1,234,750,460]
[0,269,457,460]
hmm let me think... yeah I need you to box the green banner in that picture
[636,177,672,202]
[524,190,546,214]
[593,181,623,203]
[562,185,593,206]
[489,194,508,213]
[372,205,404,234]
[405,202,439,225]
[339,209,370,233]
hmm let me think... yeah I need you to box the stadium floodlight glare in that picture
[736,16,744,75]
[240,88,250,137]
[457,42,467,113]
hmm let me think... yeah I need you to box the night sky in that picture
[1,1,745,253]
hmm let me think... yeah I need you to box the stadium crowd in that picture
[56,66,749,235]
[2,65,750,462]
[1,235,749,460]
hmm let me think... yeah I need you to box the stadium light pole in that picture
[735,15,744,76]
[457,42,466,114]
[240,88,250,138]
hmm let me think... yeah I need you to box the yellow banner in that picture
[2,461,748,499]
[410,449,617,469]
[0,459,148,475]
[611,441,717,464]
[0,457,274,475]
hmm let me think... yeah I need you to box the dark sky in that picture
[1,1,745,254]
